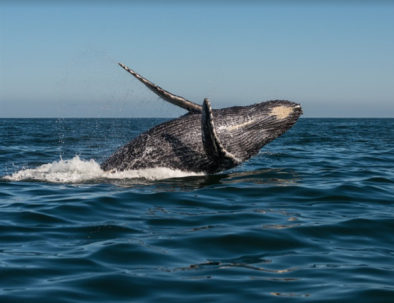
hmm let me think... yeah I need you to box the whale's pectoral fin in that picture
[201,98,241,171]
[118,63,202,113]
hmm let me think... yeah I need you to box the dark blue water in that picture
[1,118,393,302]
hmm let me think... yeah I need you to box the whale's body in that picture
[101,64,302,173]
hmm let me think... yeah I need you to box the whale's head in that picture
[215,100,302,161]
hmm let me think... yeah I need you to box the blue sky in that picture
[1,1,393,117]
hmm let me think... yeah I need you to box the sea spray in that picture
[3,155,204,183]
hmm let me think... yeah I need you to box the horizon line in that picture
[1,116,393,119]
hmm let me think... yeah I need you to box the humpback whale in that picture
[101,63,302,173]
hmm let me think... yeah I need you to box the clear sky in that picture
[1,1,393,117]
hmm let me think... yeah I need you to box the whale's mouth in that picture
[2,156,204,184]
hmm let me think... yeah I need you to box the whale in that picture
[101,63,303,173]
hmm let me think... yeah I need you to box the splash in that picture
[3,156,203,183]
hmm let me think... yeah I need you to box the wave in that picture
[2,156,203,183]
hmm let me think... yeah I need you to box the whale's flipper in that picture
[118,63,202,113]
[201,98,241,172]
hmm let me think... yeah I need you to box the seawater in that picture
[0,118,393,303]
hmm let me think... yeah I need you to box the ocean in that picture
[0,118,393,302]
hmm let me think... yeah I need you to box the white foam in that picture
[3,156,203,183]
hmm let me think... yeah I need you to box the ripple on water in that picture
[0,118,393,302]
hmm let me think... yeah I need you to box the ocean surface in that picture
[0,118,393,303]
